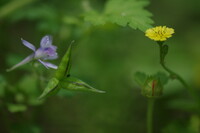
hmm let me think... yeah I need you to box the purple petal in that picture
[40,35,52,48]
[21,38,36,51]
[43,53,58,60]
[44,62,58,69]
[38,59,49,69]
[49,45,57,51]
[7,54,34,72]
[38,59,57,69]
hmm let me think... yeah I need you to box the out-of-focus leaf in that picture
[0,0,36,19]
[84,11,106,25]
[11,123,41,133]
[18,74,43,105]
[7,103,27,113]
[10,5,56,22]
[154,72,169,86]
[162,121,190,133]
[62,16,81,25]
[134,71,148,87]
[60,77,105,93]
[38,78,59,100]
[0,75,6,97]
[18,74,37,94]
[167,99,199,113]
[15,93,25,103]
[84,0,154,31]
[189,115,200,133]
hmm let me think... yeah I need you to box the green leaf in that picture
[134,71,148,87]
[55,44,72,80]
[7,103,27,113]
[154,72,169,86]
[38,78,60,100]
[60,77,105,93]
[84,0,154,31]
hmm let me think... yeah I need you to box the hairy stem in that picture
[147,98,154,133]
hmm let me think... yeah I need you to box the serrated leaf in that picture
[84,0,154,31]
[55,44,72,80]
[38,78,60,100]
[60,77,105,93]
[134,71,148,87]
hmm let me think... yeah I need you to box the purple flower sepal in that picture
[7,35,58,72]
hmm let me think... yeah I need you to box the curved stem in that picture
[158,43,199,102]
[147,98,154,133]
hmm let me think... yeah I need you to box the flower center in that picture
[34,46,57,60]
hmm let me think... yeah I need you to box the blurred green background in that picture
[0,0,200,133]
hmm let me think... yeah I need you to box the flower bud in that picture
[142,77,163,98]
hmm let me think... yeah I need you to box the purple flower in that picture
[7,35,58,72]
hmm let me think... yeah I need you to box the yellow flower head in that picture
[145,26,174,41]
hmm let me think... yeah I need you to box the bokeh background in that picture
[0,0,200,133]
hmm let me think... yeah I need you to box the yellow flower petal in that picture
[145,26,174,41]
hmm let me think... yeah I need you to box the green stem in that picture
[147,98,154,133]
[158,43,199,102]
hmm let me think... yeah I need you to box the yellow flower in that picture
[145,26,175,41]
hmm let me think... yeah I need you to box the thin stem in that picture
[158,43,199,102]
[147,98,154,133]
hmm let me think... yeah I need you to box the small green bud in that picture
[142,77,163,98]
[60,77,105,93]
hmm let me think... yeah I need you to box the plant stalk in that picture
[158,43,200,103]
[147,98,154,133]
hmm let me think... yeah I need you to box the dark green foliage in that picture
[0,0,200,133]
